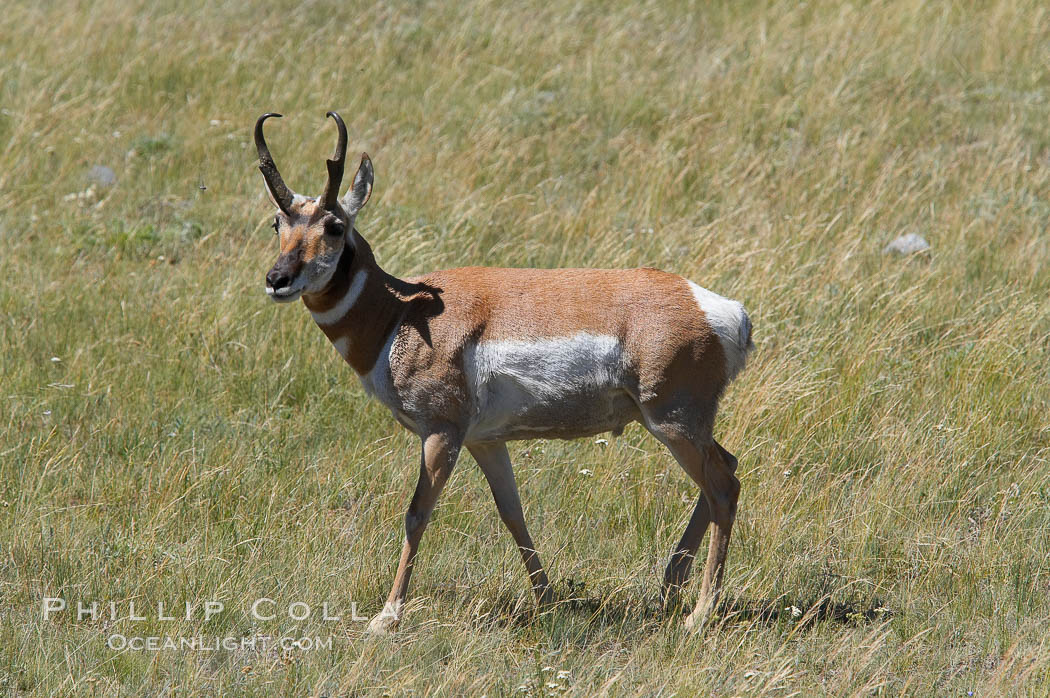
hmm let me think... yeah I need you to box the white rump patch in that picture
[687,281,752,382]
[310,270,367,326]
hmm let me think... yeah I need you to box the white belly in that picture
[464,333,640,442]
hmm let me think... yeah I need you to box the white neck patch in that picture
[311,270,368,326]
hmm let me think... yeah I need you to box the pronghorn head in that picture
[256,112,373,303]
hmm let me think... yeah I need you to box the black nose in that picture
[266,269,291,290]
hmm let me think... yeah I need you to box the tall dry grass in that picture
[1,0,1049,694]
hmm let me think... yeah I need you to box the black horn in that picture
[254,113,295,214]
[320,111,348,211]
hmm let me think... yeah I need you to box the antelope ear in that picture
[342,153,373,216]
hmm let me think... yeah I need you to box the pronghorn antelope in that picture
[255,112,754,634]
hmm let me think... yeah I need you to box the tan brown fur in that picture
[259,146,751,634]
[406,266,729,402]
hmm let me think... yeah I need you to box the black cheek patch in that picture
[334,240,354,277]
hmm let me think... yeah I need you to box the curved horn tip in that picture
[255,113,283,130]
[320,111,349,209]
[325,111,348,154]
[325,111,346,131]
[254,112,295,213]
[254,113,284,148]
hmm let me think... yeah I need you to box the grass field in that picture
[2,0,1050,694]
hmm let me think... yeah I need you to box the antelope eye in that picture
[324,220,345,236]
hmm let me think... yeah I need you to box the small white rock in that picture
[883,233,930,255]
[87,164,116,187]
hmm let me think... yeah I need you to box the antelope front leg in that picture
[467,441,553,607]
[368,428,461,635]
